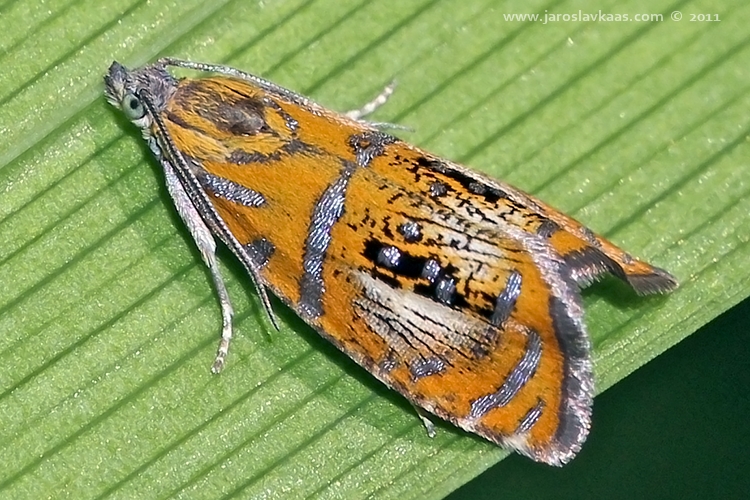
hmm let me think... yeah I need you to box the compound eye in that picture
[122,93,146,121]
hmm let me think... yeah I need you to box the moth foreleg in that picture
[161,160,234,373]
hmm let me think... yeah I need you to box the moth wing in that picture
[492,176,678,294]
[463,164,678,294]
[193,156,592,465]
[153,75,658,464]
[318,210,593,466]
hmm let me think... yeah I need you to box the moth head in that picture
[104,61,178,130]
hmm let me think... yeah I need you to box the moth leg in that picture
[412,404,437,438]
[345,81,396,120]
[161,161,234,373]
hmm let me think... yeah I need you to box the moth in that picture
[104,58,677,465]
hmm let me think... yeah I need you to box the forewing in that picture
[157,75,598,464]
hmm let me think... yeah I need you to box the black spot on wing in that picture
[363,239,428,279]
[415,155,507,203]
[363,239,469,309]
[429,180,449,198]
[397,220,423,242]
[413,264,468,309]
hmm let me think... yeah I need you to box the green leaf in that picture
[0,0,747,498]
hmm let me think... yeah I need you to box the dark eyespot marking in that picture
[415,156,508,203]
[397,220,422,242]
[435,276,456,304]
[429,181,449,198]
[363,239,428,279]
[363,239,470,309]
[468,182,486,195]
[421,259,441,282]
[377,245,402,268]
